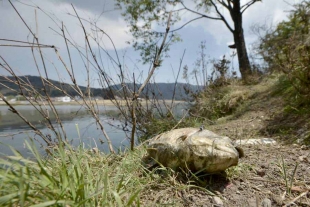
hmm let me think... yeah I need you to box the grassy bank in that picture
[1,75,310,206]
[1,134,310,206]
[0,141,211,206]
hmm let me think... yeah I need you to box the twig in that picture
[171,109,189,130]
[283,191,309,207]
[171,49,186,108]
[71,4,115,153]
[130,12,173,150]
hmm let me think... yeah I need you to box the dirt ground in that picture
[155,144,310,207]
[192,88,310,206]
[140,85,310,206]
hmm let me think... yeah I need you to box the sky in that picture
[0,0,301,88]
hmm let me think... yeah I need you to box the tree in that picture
[116,0,261,80]
[259,1,310,97]
[260,1,310,69]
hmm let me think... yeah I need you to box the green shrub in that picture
[260,1,310,107]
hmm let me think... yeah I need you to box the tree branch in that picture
[180,1,221,20]
[169,16,204,33]
[137,12,172,95]
[217,0,230,11]
[227,0,233,10]
[210,0,234,33]
[129,12,173,151]
[241,0,260,14]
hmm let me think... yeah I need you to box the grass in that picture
[225,163,253,180]
[0,141,145,206]
[190,76,278,122]
[0,140,216,206]
[277,156,299,196]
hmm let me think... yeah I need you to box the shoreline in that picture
[0,99,186,106]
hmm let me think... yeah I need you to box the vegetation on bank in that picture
[0,142,215,206]
[0,1,310,206]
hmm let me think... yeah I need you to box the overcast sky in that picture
[0,0,301,87]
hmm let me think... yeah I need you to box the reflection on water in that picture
[0,105,129,157]
[0,103,187,157]
[0,105,119,130]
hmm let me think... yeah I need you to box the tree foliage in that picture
[259,1,310,98]
[116,0,261,80]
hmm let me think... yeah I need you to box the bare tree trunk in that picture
[234,29,252,80]
[232,0,252,81]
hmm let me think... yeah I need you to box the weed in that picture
[1,140,213,206]
[277,156,299,195]
[225,163,253,180]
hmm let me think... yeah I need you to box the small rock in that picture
[301,145,308,150]
[299,155,310,163]
[272,194,284,205]
[261,198,272,207]
[213,196,223,206]
[261,164,267,169]
[256,169,266,177]
[234,138,276,146]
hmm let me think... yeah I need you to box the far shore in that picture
[0,99,186,106]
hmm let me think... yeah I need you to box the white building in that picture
[56,96,71,102]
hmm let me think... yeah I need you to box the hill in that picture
[111,82,202,100]
[0,75,114,99]
[0,75,201,100]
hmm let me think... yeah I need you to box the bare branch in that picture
[170,16,204,33]
[137,12,172,95]
[210,0,234,33]
[217,0,231,10]
[241,0,260,14]
[180,1,221,20]
[128,12,173,150]
[71,4,115,153]
[171,49,186,107]
[0,45,53,48]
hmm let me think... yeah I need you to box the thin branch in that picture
[171,49,186,107]
[128,12,173,150]
[0,92,52,145]
[72,4,115,153]
[283,191,309,207]
[180,1,221,20]
[241,0,259,14]
[0,45,53,48]
[8,0,36,38]
[210,0,234,33]
[61,23,76,84]
[137,12,172,95]
[217,0,230,10]
[0,39,54,47]
[169,16,204,33]
[66,13,122,68]
[227,0,233,10]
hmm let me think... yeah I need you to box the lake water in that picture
[0,103,187,157]
[0,105,131,157]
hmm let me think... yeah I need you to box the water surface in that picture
[0,105,129,157]
[0,102,187,157]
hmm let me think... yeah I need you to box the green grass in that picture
[0,141,213,206]
[0,141,146,206]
